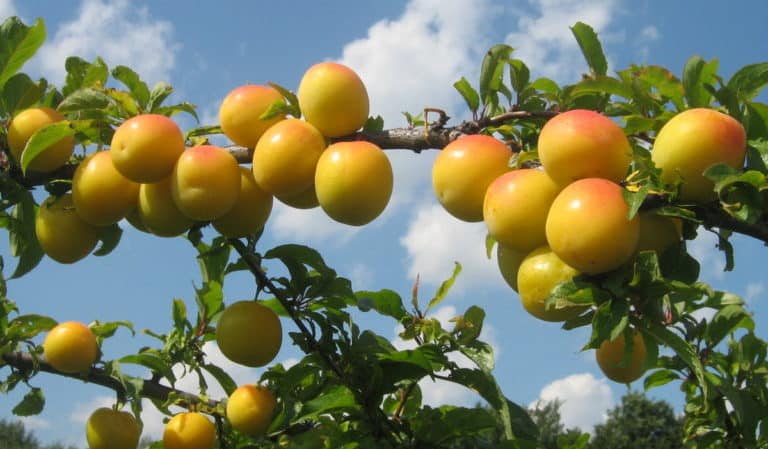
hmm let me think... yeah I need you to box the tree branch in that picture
[1,351,219,410]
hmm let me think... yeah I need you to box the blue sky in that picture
[1,0,767,445]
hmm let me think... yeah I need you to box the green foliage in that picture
[590,392,684,449]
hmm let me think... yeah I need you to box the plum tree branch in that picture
[1,351,220,410]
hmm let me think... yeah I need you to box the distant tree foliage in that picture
[529,399,587,449]
[0,419,80,449]
[590,392,685,449]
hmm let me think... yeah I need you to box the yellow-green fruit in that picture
[216,301,282,367]
[545,178,639,274]
[496,244,527,292]
[138,177,194,237]
[516,246,587,322]
[36,194,100,264]
[252,119,326,197]
[484,169,560,252]
[297,62,369,137]
[171,145,241,221]
[275,185,320,209]
[315,141,393,226]
[110,114,185,183]
[651,108,746,202]
[537,109,632,186]
[226,385,277,436]
[637,211,682,255]
[7,107,75,172]
[86,408,140,449]
[73,151,140,226]
[219,84,285,148]
[43,321,98,373]
[596,331,648,383]
[213,167,273,237]
[432,134,511,222]
[163,412,216,449]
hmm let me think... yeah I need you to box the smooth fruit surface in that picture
[637,211,682,255]
[213,167,273,237]
[227,385,277,436]
[43,321,98,373]
[138,177,194,237]
[596,331,648,383]
[538,109,631,185]
[219,84,284,148]
[36,193,100,264]
[171,145,241,221]
[497,244,527,292]
[432,134,511,222]
[216,301,282,367]
[651,108,746,202]
[163,412,215,449]
[297,62,369,137]
[73,151,140,226]
[516,246,586,322]
[110,114,185,183]
[252,119,326,197]
[545,178,639,274]
[275,185,320,209]
[484,169,560,252]
[315,141,393,226]
[7,107,75,172]
[86,407,140,449]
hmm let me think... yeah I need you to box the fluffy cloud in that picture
[745,282,765,304]
[505,0,620,81]
[400,203,502,291]
[687,230,726,281]
[0,0,16,19]
[531,372,614,431]
[31,0,177,85]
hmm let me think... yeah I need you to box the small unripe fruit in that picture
[138,177,194,237]
[163,412,215,449]
[252,119,326,197]
[538,109,632,185]
[219,84,285,148]
[496,244,527,292]
[546,178,639,274]
[216,301,282,367]
[213,167,273,237]
[298,62,369,137]
[516,246,587,322]
[484,169,560,252]
[637,211,682,255]
[73,151,140,226]
[110,114,185,183]
[275,185,320,209]
[43,321,98,373]
[652,108,746,202]
[86,408,141,449]
[7,107,75,172]
[432,134,511,222]
[315,141,393,226]
[227,384,277,436]
[171,145,241,221]
[36,194,100,264]
[596,330,647,384]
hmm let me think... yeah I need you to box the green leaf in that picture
[1,73,46,114]
[643,368,680,390]
[460,340,495,372]
[570,22,608,76]
[479,44,513,110]
[112,65,150,108]
[172,298,187,329]
[106,89,139,117]
[683,56,718,107]
[93,223,122,257]
[426,262,461,313]
[485,234,496,259]
[147,82,173,111]
[82,57,108,89]
[362,115,384,132]
[267,82,301,118]
[0,17,46,90]
[20,121,76,173]
[57,87,114,112]
[201,363,237,396]
[727,62,768,101]
[119,352,175,383]
[706,304,754,347]
[622,186,648,220]
[636,65,686,110]
[296,385,358,421]
[354,289,407,320]
[508,59,530,94]
[453,76,480,113]
[90,320,134,339]
[454,305,485,344]
[6,314,56,340]
[12,388,44,416]
[570,76,633,99]
[645,325,709,401]
[154,102,198,122]
[9,191,44,278]
[259,98,291,121]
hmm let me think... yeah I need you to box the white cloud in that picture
[745,282,765,304]
[640,25,660,41]
[32,0,177,85]
[0,0,16,19]
[269,202,361,244]
[505,0,620,81]
[400,203,501,292]
[687,230,726,281]
[19,415,50,431]
[531,372,613,431]
[349,263,375,290]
